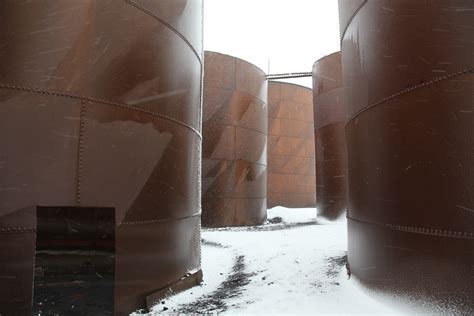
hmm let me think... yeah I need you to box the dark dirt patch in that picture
[325,253,348,279]
[201,239,229,248]
[173,255,255,314]
[243,220,320,231]
[204,220,320,232]
[268,216,283,224]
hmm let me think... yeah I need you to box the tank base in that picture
[145,269,203,311]
[348,218,474,313]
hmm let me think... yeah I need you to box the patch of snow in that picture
[267,206,317,224]
[144,207,400,315]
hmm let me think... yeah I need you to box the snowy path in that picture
[146,208,399,315]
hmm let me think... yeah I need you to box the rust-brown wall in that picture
[267,82,316,208]
[0,1,203,314]
[202,51,267,227]
[340,0,474,310]
[312,52,347,220]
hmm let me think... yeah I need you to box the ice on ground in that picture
[144,207,399,315]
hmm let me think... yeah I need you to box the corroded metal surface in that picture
[267,82,316,208]
[312,52,347,220]
[340,0,474,310]
[202,51,267,227]
[0,1,203,314]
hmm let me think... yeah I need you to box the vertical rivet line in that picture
[76,102,86,205]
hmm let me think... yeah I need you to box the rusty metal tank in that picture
[312,52,347,220]
[202,51,267,227]
[267,82,316,208]
[340,0,474,311]
[0,1,203,314]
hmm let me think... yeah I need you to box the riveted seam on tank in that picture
[76,102,86,205]
[348,216,474,239]
[209,85,269,109]
[312,84,344,97]
[339,0,368,45]
[0,227,36,233]
[123,0,202,65]
[0,83,202,139]
[314,120,346,132]
[119,212,201,226]
[346,67,474,125]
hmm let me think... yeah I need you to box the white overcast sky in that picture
[203,0,340,87]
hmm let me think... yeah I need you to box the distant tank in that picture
[312,52,347,220]
[340,0,474,312]
[0,1,203,314]
[267,81,316,209]
[202,51,268,227]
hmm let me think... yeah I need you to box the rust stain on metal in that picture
[267,82,316,209]
[202,51,268,227]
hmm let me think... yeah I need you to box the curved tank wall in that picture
[267,82,316,208]
[312,52,347,220]
[0,1,203,314]
[202,51,267,227]
[340,0,474,311]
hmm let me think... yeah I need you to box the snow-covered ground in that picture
[143,207,400,315]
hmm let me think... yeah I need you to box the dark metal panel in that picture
[80,103,201,224]
[0,220,36,315]
[267,82,316,208]
[202,160,267,200]
[234,197,267,226]
[33,207,116,314]
[340,0,474,310]
[340,0,474,119]
[314,123,347,220]
[129,0,203,55]
[337,0,367,41]
[0,90,79,315]
[312,52,343,96]
[236,59,268,104]
[347,219,474,313]
[312,52,347,220]
[0,92,80,212]
[0,0,202,130]
[115,215,201,314]
[202,51,267,227]
[0,0,203,314]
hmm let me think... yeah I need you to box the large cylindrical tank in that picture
[340,0,474,311]
[0,1,203,314]
[267,82,316,208]
[312,52,347,220]
[202,51,267,227]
